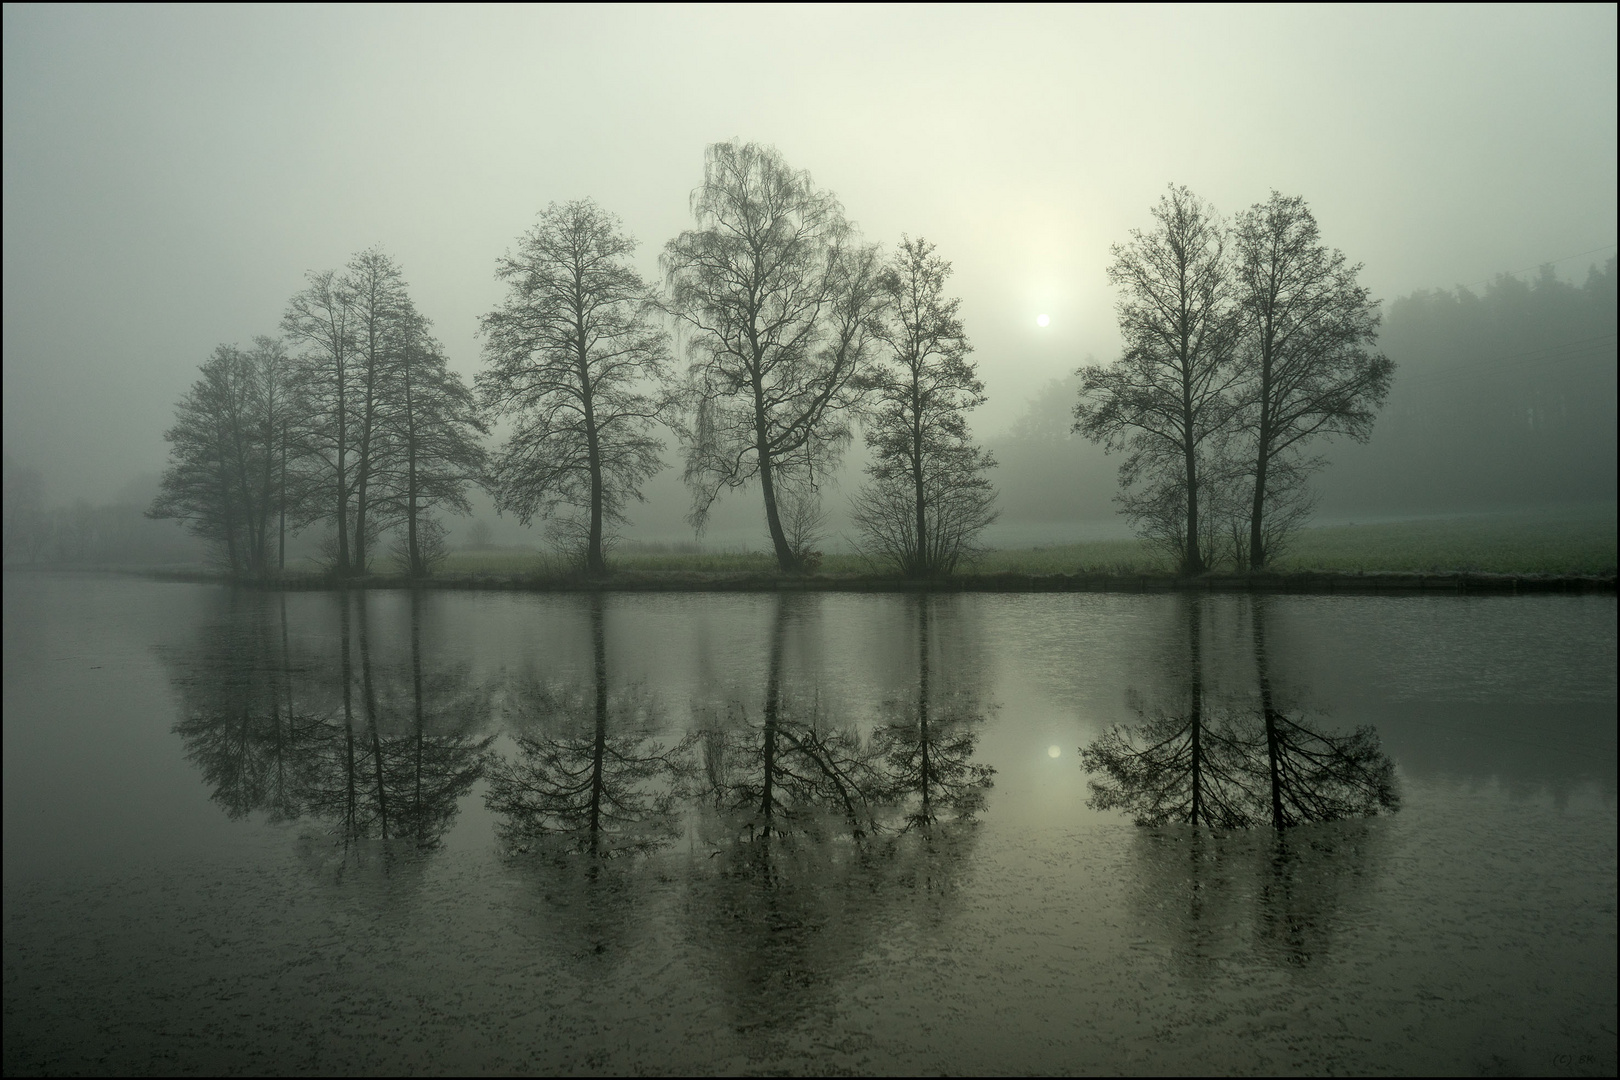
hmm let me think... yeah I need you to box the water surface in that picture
[4,572,1615,1075]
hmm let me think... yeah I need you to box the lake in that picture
[3,572,1615,1075]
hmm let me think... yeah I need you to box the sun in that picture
[1036,314,1050,328]
[1047,745,1062,758]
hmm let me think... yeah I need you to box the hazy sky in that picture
[4,3,1616,504]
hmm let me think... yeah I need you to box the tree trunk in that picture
[912,390,927,577]
[278,420,287,572]
[335,381,351,576]
[1249,334,1274,571]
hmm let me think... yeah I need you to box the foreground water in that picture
[3,572,1615,1076]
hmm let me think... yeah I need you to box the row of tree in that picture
[150,253,488,577]
[1075,186,1394,572]
[150,147,1393,578]
[150,141,998,578]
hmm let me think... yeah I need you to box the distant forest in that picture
[994,258,1617,523]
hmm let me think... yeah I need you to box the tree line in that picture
[146,146,1391,579]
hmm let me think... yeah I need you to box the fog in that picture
[4,5,1615,546]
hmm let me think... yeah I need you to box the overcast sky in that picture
[4,3,1616,504]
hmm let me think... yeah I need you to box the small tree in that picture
[663,140,884,572]
[1231,193,1394,568]
[150,343,283,574]
[479,200,671,575]
[1075,185,1241,575]
[851,237,996,576]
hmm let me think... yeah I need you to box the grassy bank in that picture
[423,504,1615,579]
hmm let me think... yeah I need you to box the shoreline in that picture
[17,565,1611,595]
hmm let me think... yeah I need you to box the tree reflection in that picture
[168,590,492,850]
[696,595,884,839]
[171,593,324,822]
[872,597,994,830]
[485,595,694,858]
[1082,597,1397,829]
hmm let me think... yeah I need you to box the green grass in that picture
[291,505,1616,580]
[973,505,1616,577]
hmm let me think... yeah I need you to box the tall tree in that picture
[1074,185,1240,574]
[1232,193,1393,568]
[851,237,996,576]
[380,312,486,577]
[244,335,302,572]
[663,140,884,572]
[343,248,413,572]
[282,270,357,575]
[480,200,671,575]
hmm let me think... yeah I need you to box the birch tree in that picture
[663,141,884,572]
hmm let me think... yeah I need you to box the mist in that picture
[3,4,1615,558]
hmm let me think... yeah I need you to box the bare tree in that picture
[1074,185,1241,575]
[282,270,357,574]
[379,312,486,576]
[1232,193,1394,568]
[479,200,671,575]
[852,237,996,576]
[343,248,413,573]
[150,343,284,574]
[663,140,884,572]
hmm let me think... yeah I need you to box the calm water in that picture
[3,572,1615,1076]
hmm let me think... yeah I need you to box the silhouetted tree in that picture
[485,597,692,856]
[479,200,670,575]
[663,140,884,571]
[378,313,486,576]
[1231,193,1393,568]
[851,237,997,576]
[343,248,418,573]
[282,270,358,573]
[150,340,294,574]
[1074,185,1240,574]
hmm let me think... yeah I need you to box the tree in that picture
[851,237,996,576]
[282,270,358,574]
[150,342,287,574]
[1231,193,1393,568]
[479,200,671,575]
[379,312,486,577]
[663,140,884,572]
[1074,185,1241,574]
[343,248,413,573]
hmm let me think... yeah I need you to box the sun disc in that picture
[1047,745,1062,758]
[1036,314,1050,327]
